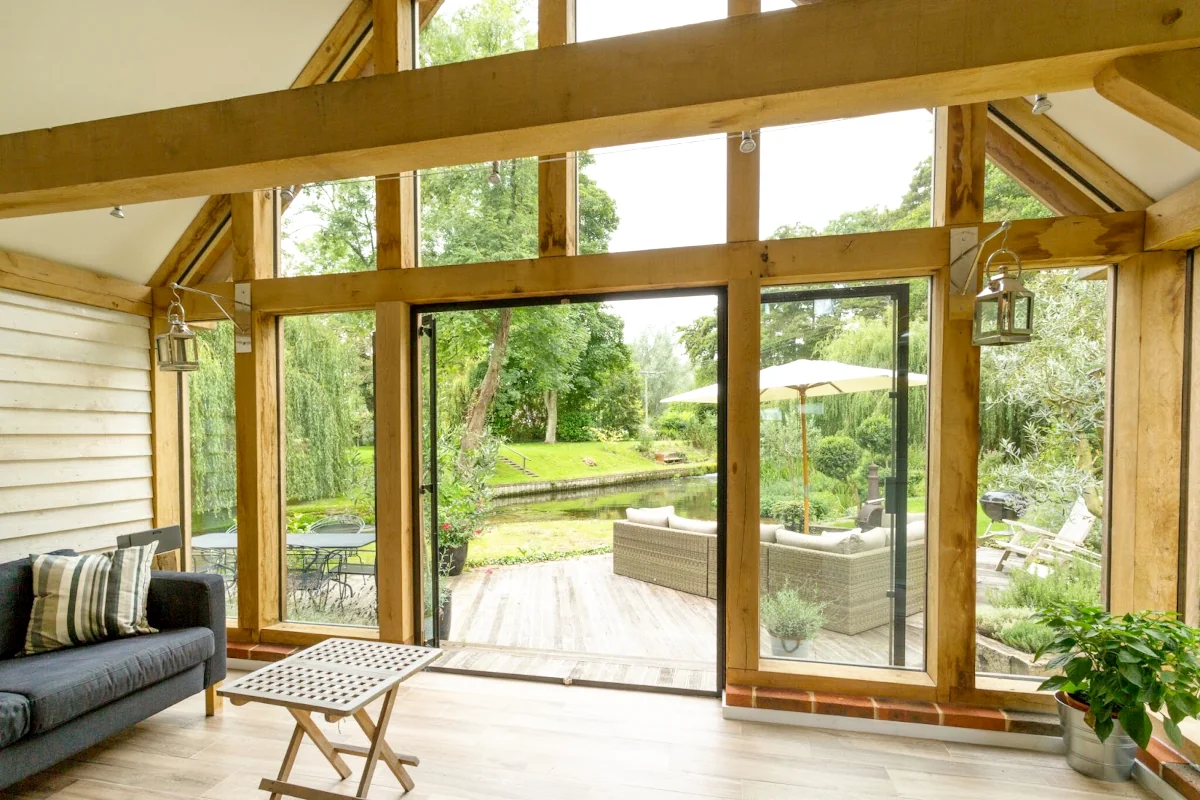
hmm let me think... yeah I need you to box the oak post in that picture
[930,104,985,701]
[233,189,281,637]
[538,0,577,258]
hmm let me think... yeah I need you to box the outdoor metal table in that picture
[191,532,377,550]
[219,638,441,800]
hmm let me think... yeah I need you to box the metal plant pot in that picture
[440,543,469,576]
[1056,692,1136,782]
[768,636,812,659]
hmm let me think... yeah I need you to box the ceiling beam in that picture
[1146,177,1200,250]
[0,248,153,315]
[3,0,1199,219]
[985,118,1107,216]
[1096,48,1200,152]
[988,97,1154,211]
[161,211,1144,319]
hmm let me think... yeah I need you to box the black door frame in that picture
[759,283,912,667]
[410,286,728,696]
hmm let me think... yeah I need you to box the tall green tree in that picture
[630,329,693,421]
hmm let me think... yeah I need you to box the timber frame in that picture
[2,0,1200,720]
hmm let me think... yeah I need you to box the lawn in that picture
[467,519,613,564]
[489,440,715,485]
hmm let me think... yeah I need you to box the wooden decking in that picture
[438,553,938,691]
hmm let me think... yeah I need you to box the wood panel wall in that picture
[0,287,154,559]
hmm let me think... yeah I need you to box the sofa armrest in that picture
[146,571,226,688]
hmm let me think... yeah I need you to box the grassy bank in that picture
[490,440,714,485]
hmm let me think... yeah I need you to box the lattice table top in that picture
[220,639,442,715]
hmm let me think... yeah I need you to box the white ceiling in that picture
[0,0,349,284]
[1040,89,1200,203]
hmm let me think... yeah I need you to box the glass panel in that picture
[187,321,238,622]
[281,311,377,627]
[420,158,539,267]
[983,158,1054,222]
[422,295,720,692]
[761,112,934,241]
[759,280,930,670]
[282,179,383,277]
[421,0,536,68]
[577,0,724,42]
[581,137,724,253]
[976,269,1107,678]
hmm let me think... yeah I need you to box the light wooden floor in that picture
[3,670,1154,800]
[441,554,930,690]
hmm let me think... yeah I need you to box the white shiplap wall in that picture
[0,288,154,560]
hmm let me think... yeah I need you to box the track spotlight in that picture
[488,161,502,186]
[1032,94,1053,115]
[739,131,757,154]
[110,206,124,219]
[279,185,298,203]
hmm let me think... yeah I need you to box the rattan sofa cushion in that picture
[775,529,858,553]
[669,515,718,535]
[626,506,674,527]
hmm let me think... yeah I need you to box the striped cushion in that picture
[24,543,158,655]
[106,542,158,638]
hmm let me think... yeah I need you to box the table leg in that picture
[289,707,354,779]
[354,686,409,795]
[270,723,306,800]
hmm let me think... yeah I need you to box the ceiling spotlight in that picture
[279,185,298,203]
[110,206,124,219]
[1032,94,1053,115]
[488,161,501,186]
[739,131,757,154]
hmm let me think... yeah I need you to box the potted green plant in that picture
[760,586,825,658]
[1034,604,1200,782]
[435,432,495,576]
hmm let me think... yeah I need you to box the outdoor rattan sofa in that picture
[612,510,925,635]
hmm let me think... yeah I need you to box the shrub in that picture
[989,558,1101,610]
[855,415,892,462]
[636,425,654,455]
[976,605,1034,638]
[760,586,825,641]
[766,496,831,528]
[812,435,862,482]
[1000,620,1056,654]
[654,408,693,439]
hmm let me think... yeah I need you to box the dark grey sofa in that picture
[0,552,226,790]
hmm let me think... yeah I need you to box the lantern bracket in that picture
[950,220,1012,295]
[169,282,250,340]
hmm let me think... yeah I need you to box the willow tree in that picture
[189,324,236,531]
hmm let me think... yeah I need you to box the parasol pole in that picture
[800,388,810,534]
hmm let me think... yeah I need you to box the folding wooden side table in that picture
[219,638,441,799]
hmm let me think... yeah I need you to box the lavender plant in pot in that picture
[1034,604,1200,782]
[760,586,825,659]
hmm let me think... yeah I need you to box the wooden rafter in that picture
[988,97,1153,212]
[985,118,1106,216]
[1097,48,1200,152]
[1145,177,1200,251]
[4,0,1199,219]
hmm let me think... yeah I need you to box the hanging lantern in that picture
[155,300,199,371]
[973,246,1035,346]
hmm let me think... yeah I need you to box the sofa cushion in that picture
[0,628,214,735]
[846,527,889,554]
[776,529,858,553]
[0,692,29,747]
[760,523,783,543]
[669,515,718,535]
[0,551,74,660]
[626,506,674,527]
[25,552,114,654]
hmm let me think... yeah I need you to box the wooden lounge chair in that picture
[990,497,1098,572]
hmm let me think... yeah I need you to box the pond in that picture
[489,475,719,526]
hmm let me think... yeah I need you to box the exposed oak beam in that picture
[0,247,152,315]
[985,118,1107,216]
[161,212,1145,319]
[1097,48,1200,152]
[989,97,1153,212]
[1146,177,1200,251]
[4,0,1199,218]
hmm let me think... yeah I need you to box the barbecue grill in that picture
[979,491,1030,538]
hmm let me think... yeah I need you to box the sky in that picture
[288,0,935,345]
